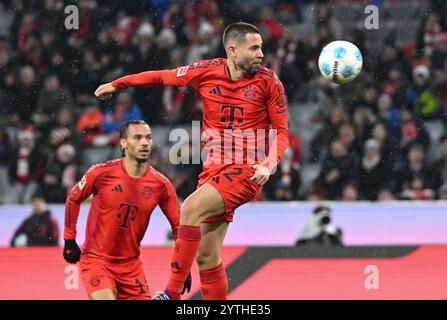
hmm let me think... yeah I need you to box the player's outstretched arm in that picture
[94,63,204,100]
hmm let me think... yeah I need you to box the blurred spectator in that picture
[256,6,284,45]
[109,10,139,46]
[377,93,401,138]
[51,107,82,153]
[10,192,59,247]
[8,128,47,204]
[416,10,447,61]
[162,1,187,45]
[434,134,447,199]
[377,188,397,202]
[15,65,39,123]
[274,25,311,103]
[352,106,375,148]
[184,0,219,42]
[394,142,436,200]
[102,91,143,135]
[370,122,398,165]
[186,20,218,63]
[375,38,412,82]
[41,143,78,203]
[296,205,343,246]
[356,139,391,201]
[412,65,443,119]
[310,106,347,162]
[358,83,379,113]
[313,140,358,200]
[398,108,430,155]
[341,182,359,201]
[34,74,74,129]
[76,100,105,147]
[264,147,301,201]
[0,127,12,203]
[338,122,361,155]
[39,0,62,33]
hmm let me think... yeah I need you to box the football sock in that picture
[200,263,228,300]
[165,225,201,299]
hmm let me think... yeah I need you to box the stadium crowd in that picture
[0,0,446,203]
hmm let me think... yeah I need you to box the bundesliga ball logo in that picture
[318,40,363,84]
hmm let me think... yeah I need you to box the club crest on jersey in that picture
[243,86,257,100]
[176,66,188,77]
[142,186,152,199]
[89,275,103,287]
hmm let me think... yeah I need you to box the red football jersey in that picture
[112,58,289,172]
[64,159,180,262]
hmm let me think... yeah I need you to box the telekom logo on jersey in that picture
[168,121,278,171]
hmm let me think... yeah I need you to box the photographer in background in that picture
[296,205,343,246]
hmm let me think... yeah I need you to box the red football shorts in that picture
[198,164,262,223]
[80,254,151,300]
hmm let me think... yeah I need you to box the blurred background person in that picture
[10,192,59,247]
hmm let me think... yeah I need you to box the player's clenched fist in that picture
[250,164,270,185]
[63,239,81,264]
[94,83,116,100]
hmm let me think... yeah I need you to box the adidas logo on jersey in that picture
[112,184,123,192]
[208,86,222,96]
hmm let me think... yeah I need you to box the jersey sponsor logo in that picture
[176,66,189,77]
[220,105,245,129]
[142,186,152,199]
[78,175,87,191]
[117,203,139,228]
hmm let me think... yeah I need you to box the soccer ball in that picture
[318,40,363,84]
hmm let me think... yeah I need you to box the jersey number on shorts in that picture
[223,167,243,182]
[135,278,146,294]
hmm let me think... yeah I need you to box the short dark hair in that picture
[120,120,149,157]
[222,22,260,48]
[120,120,148,139]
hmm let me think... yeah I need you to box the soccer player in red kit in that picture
[94,22,289,300]
[62,120,191,300]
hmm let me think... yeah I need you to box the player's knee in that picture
[89,289,116,300]
[196,251,220,269]
[181,198,206,222]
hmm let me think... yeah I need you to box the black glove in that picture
[182,272,192,294]
[63,239,81,263]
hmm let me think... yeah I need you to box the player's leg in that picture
[162,183,226,300]
[196,220,229,300]
[80,255,118,300]
[181,182,226,226]
[89,289,116,300]
[114,259,151,300]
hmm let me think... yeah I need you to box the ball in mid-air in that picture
[318,40,363,84]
